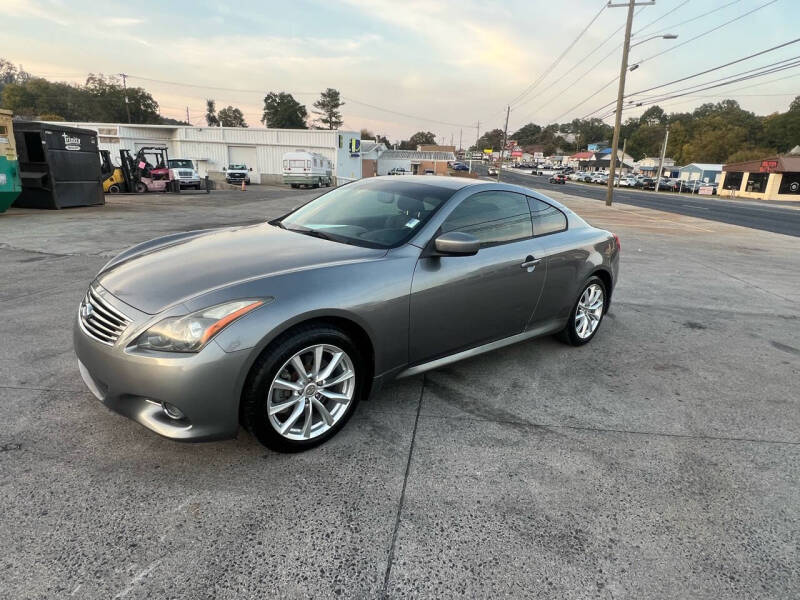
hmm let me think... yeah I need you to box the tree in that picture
[313,88,344,129]
[205,99,219,127]
[84,74,160,124]
[790,95,800,112]
[471,128,504,151]
[399,131,437,149]
[0,58,30,95]
[261,92,308,128]
[511,123,542,146]
[726,147,776,163]
[218,105,247,127]
[639,105,667,127]
[360,128,374,139]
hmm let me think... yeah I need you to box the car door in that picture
[409,190,548,363]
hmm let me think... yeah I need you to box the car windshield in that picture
[168,160,194,168]
[278,179,455,249]
[229,164,247,170]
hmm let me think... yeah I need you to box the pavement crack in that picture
[381,374,425,599]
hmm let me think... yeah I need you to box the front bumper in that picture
[74,316,250,442]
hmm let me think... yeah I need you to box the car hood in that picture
[97,223,386,314]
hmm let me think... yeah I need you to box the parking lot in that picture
[1,185,799,599]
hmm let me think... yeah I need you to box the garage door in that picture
[228,146,260,184]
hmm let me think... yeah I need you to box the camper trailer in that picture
[282,150,332,188]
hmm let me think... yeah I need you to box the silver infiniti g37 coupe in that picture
[74,176,619,452]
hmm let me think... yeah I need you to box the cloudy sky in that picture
[4,0,798,142]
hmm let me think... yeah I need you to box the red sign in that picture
[760,159,778,172]
[511,150,523,157]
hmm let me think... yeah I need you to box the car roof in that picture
[369,175,482,190]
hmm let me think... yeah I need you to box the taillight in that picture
[613,233,621,250]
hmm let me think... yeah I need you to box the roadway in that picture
[470,163,800,237]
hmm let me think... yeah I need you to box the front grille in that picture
[79,286,131,345]
[178,170,193,177]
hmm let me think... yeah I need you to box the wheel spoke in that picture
[317,351,343,381]
[321,369,354,388]
[320,389,350,404]
[311,397,334,426]
[269,396,301,415]
[280,399,306,434]
[312,345,324,378]
[302,400,313,438]
[290,355,308,381]
[273,378,302,392]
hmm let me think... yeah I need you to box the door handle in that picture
[520,255,541,269]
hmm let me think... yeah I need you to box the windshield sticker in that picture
[405,218,420,228]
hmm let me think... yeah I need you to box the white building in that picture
[52,122,362,185]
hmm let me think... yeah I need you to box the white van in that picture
[282,151,332,188]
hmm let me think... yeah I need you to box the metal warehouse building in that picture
[51,123,362,185]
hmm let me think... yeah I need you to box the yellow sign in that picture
[483,148,493,154]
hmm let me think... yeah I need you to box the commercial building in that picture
[720,154,800,201]
[636,156,675,177]
[375,149,456,175]
[51,122,362,185]
[677,163,722,184]
[359,140,387,178]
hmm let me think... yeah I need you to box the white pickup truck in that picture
[224,164,251,185]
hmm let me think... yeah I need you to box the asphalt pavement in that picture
[473,163,800,238]
[1,187,799,599]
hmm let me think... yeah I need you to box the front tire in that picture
[556,276,607,346]
[241,325,365,452]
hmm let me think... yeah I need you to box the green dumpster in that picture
[0,109,22,213]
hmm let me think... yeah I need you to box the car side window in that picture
[528,197,567,236]
[442,191,532,247]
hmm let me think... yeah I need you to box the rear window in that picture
[528,197,567,236]
[289,160,305,168]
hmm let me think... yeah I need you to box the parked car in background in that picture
[590,173,607,184]
[167,159,202,190]
[74,177,619,452]
[388,168,410,175]
[452,163,469,171]
[487,167,498,176]
[640,177,656,190]
[549,174,567,184]
[224,163,251,186]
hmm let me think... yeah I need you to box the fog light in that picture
[161,401,185,420]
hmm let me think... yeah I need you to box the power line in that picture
[631,0,691,37]
[646,0,743,38]
[124,74,476,130]
[584,37,800,118]
[508,1,607,108]
[511,4,653,125]
[551,0,782,124]
[632,0,779,67]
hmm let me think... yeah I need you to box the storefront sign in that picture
[760,159,778,172]
[483,148,493,154]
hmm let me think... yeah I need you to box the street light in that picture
[606,26,678,207]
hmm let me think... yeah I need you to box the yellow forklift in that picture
[99,150,125,193]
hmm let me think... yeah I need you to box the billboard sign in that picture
[759,159,778,173]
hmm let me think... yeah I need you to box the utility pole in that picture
[655,125,669,192]
[119,73,131,124]
[616,137,627,187]
[498,105,510,182]
[185,106,191,126]
[605,0,654,206]
[459,128,462,152]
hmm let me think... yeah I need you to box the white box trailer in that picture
[282,151,333,188]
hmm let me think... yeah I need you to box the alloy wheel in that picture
[267,344,356,441]
[575,283,604,339]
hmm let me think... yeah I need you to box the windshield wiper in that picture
[280,223,338,242]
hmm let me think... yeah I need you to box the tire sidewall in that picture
[243,326,365,452]
[566,276,607,346]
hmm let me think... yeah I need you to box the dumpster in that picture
[13,121,104,209]
[0,109,22,213]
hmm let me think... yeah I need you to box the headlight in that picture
[134,299,264,353]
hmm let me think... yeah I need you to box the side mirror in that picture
[222,167,227,172]
[434,231,480,256]
[249,167,253,171]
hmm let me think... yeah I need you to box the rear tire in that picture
[108,184,120,194]
[135,182,147,193]
[556,276,607,346]
[241,325,365,453]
